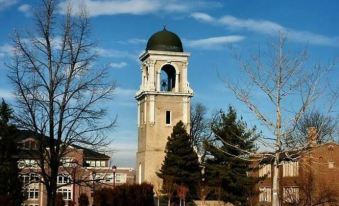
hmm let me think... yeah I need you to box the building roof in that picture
[15,129,110,160]
[146,27,183,52]
[72,144,110,160]
[255,142,339,164]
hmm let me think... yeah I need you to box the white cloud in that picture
[93,47,136,59]
[127,38,147,44]
[191,12,214,23]
[0,89,14,100]
[0,43,15,58]
[57,0,220,17]
[187,35,245,49]
[113,87,136,107]
[18,4,31,16]
[191,12,339,47]
[108,62,127,69]
[0,0,17,11]
[115,87,136,97]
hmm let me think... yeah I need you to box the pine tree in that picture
[0,99,23,206]
[157,121,201,199]
[204,106,259,206]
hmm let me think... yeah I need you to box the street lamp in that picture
[92,171,96,192]
[71,160,78,205]
[112,165,117,188]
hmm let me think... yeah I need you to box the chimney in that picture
[307,127,318,147]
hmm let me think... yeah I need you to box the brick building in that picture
[251,140,339,205]
[16,130,135,206]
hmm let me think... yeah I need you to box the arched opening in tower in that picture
[160,64,176,92]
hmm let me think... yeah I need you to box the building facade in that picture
[136,28,193,186]
[252,142,339,206]
[17,131,135,206]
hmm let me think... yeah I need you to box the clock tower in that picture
[136,28,193,185]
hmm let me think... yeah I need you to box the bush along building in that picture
[251,128,339,206]
[15,130,135,206]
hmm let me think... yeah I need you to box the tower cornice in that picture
[135,91,193,100]
[139,50,190,61]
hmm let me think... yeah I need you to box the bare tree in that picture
[190,103,211,156]
[224,34,337,206]
[7,0,115,205]
[281,169,338,206]
[288,111,337,148]
[297,170,338,206]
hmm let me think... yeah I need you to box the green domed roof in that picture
[146,28,183,52]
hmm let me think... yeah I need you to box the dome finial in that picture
[163,25,167,31]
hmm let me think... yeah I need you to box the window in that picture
[18,159,38,168]
[57,188,72,200]
[21,173,40,187]
[61,158,74,167]
[115,173,127,183]
[259,187,271,202]
[57,175,71,184]
[282,161,299,177]
[329,161,335,169]
[86,160,106,167]
[27,188,39,200]
[283,187,299,203]
[166,111,171,125]
[259,164,271,178]
[22,140,38,150]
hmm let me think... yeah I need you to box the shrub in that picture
[55,193,65,206]
[79,193,89,206]
[93,183,154,206]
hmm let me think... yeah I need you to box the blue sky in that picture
[0,0,338,167]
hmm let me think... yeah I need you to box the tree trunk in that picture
[46,189,56,206]
[272,153,280,206]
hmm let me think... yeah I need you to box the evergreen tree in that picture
[157,121,201,199]
[204,106,259,206]
[0,99,23,206]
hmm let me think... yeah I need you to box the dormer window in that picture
[21,139,38,150]
[85,160,106,167]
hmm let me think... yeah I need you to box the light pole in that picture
[91,171,96,206]
[92,171,96,192]
[112,165,117,188]
[71,160,78,205]
[201,167,206,206]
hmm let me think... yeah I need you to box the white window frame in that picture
[282,161,299,177]
[19,159,38,168]
[283,187,299,203]
[21,173,40,187]
[57,175,71,184]
[57,187,72,200]
[259,187,271,202]
[100,161,106,167]
[60,158,73,167]
[115,173,127,183]
[259,164,271,178]
[27,188,39,200]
